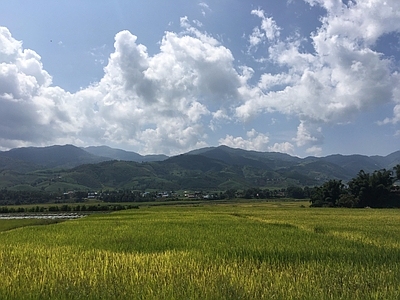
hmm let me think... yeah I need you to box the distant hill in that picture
[188,145,301,169]
[83,146,168,162]
[0,144,167,173]
[0,145,108,170]
[188,146,352,185]
[191,146,399,179]
[0,144,398,192]
[376,150,400,169]
[320,154,382,176]
[0,155,40,173]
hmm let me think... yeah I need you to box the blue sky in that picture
[0,0,399,157]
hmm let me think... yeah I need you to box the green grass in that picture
[0,202,399,299]
[42,182,90,193]
[7,184,40,192]
[0,219,64,232]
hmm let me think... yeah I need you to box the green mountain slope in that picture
[83,146,168,162]
[0,145,108,169]
[0,145,398,192]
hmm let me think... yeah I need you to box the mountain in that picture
[0,144,398,192]
[0,145,167,172]
[83,146,168,162]
[188,145,301,169]
[376,150,400,169]
[0,155,40,173]
[0,145,109,170]
[192,146,399,177]
[183,146,400,186]
[320,154,383,176]
[188,146,352,185]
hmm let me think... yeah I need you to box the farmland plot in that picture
[0,202,399,299]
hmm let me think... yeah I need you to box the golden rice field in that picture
[0,201,399,299]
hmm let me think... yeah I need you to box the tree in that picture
[394,164,400,181]
[348,169,395,207]
[336,194,358,208]
[303,186,312,198]
[310,179,345,207]
[286,186,305,199]
[225,189,237,199]
[243,188,261,199]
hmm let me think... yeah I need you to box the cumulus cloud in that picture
[0,27,77,149]
[248,9,281,50]
[219,129,269,151]
[0,21,244,154]
[237,0,400,149]
[293,121,323,147]
[84,26,242,154]
[305,146,323,157]
[379,104,400,125]
[219,129,295,155]
[268,142,295,155]
[1,1,399,155]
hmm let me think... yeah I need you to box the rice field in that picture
[0,201,399,299]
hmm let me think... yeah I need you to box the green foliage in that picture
[0,203,136,214]
[0,189,53,205]
[348,169,396,207]
[4,147,400,193]
[286,186,306,199]
[394,164,400,181]
[311,167,400,208]
[335,194,358,208]
[242,187,271,199]
[101,190,144,202]
[310,179,345,207]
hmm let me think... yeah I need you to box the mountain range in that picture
[0,144,398,192]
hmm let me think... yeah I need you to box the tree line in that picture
[0,190,54,205]
[0,204,139,214]
[1,165,399,208]
[309,165,400,208]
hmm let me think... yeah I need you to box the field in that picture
[0,201,399,299]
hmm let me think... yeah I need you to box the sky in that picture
[0,0,400,157]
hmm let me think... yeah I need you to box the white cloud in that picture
[193,20,203,28]
[199,2,212,17]
[293,121,323,147]
[1,1,400,156]
[90,44,107,65]
[0,27,74,147]
[199,2,210,10]
[268,142,295,155]
[306,0,400,45]
[87,27,234,154]
[179,16,221,47]
[219,129,269,151]
[306,146,323,156]
[238,0,400,150]
[212,109,230,121]
[249,9,281,50]
[0,27,22,59]
[0,21,244,155]
[258,72,295,90]
[379,104,400,125]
